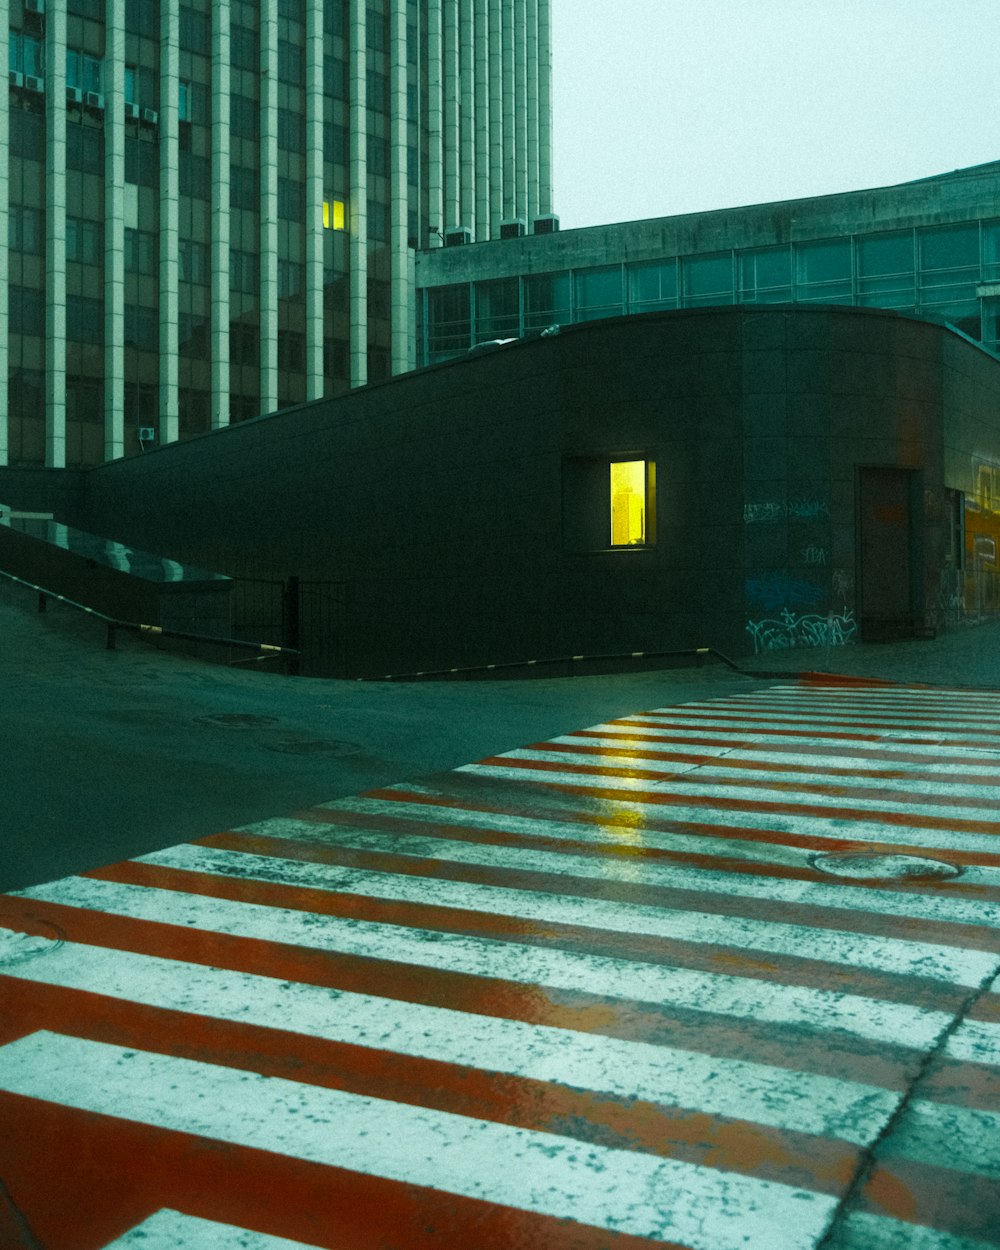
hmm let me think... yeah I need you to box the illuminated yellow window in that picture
[610,460,651,546]
[323,199,346,230]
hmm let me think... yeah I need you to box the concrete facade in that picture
[3,306,999,676]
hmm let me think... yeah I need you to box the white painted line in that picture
[679,699,1000,726]
[548,736,1000,778]
[138,843,999,989]
[0,1032,838,1250]
[892,1099,1000,1179]
[0,936,900,1143]
[280,803,1000,928]
[101,1209,327,1249]
[494,748,1000,799]
[12,877,953,1049]
[317,792,1000,861]
[829,1209,1000,1250]
[614,717,1000,749]
[944,1020,1000,1068]
[458,760,1000,827]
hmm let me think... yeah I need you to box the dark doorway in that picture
[857,467,918,641]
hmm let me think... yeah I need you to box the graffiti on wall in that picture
[743,500,830,523]
[746,608,859,654]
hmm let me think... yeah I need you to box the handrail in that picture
[0,567,299,661]
[357,646,806,682]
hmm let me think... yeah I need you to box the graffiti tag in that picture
[745,575,824,612]
[743,500,830,523]
[746,608,858,654]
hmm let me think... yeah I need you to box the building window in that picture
[794,238,852,303]
[856,230,915,308]
[8,285,45,337]
[66,122,104,174]
[229,248,259,293]
[575,265,624,322]
[10,206,43,256]
[324,121,347,165]
[67,217,103,265]
[323,198,346,230]
[9,32,44,78]
[737,246,791,304]
[66,50,103,94]
[628,259,678,311]
[278,38,303,85]
[278,107,304,152]
[125,228,158,274]
[682,252,734,307]
[66,295,104,344]
[230,94,257,140]
[230,165,259,210]
[179,6,210,53]
[278,260,303,297]
[475,277,519,340]
[427,284,471,357]
[179,239,208,283]
[125,304,159,351]
[230,24,258,72]
[125,0,159,38]
[610,461,652,547]
[523,272,570,331]
[278,177,303,221]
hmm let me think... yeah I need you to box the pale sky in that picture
[551,0,1000,229]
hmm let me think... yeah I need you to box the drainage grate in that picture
[194,713,281,728]
[811,852,962,882]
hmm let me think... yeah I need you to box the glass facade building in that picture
[1,0,553,467]
[416,162,1000,365]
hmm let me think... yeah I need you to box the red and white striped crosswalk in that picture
[2,679,1000,1249]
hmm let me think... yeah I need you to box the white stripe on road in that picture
[890,1100,1000,1179]
[0,936,900,1143]
[260,806,1000,930]
[827,1210,1000,1250]
[944,1019,1000,1068]
[457,762,1000,826]
[0,1031,838,1250]
[101,1210,327,1250]
[138,842,1000,989]
[614,718,1000,751]
[12,876,953,1049]
[493,747,1000,799]
[547,736,1000,779]
[675,699,1000,727]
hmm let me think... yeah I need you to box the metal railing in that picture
[0,567,300,665]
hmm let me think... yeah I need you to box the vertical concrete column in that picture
[104,2,126,460]
[487,0,503,238]
[389,0,409,375]
[348,0,368,387]
[211,1,232,428]
[159,0,180,445]
[473,0,490,240]
[259,2,279,416]
[500,0,515,222]
[45,3,67,467]
[0,0,11,463]
[525,0,539,228]
[304,0,324,398]
[513,0,527,224]
[458,0,474,235]
[537,0,553,215]
[442,0,460,230]
[426,0,443,245]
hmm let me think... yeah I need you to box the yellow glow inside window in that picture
[323,199,345,230]
[610,460,647,546]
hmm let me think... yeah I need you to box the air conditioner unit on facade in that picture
[10,71,24,89]
[141,107,158,125]
[85,91,104,110]
[25,0,44,13]
[25,75,44,93]
[67,86,84,104]
[532,214,560,235]
[125,101,139,119]
[445,225,472,247]
[138,427,155,442]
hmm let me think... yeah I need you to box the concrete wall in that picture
[4,307,999,675]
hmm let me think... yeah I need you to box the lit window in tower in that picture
[323,199,346,231]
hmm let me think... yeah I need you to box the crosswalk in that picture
[1,679,999,1249]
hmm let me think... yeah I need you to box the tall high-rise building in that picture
[1,0,554,468]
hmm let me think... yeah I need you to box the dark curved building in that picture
[2,304,999,675]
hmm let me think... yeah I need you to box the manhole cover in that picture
[194,713,280,728]
[811,852,962,882]
[262,738,361,756]
[0,916,65,966]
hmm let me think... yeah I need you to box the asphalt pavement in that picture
[3,573,1000,892]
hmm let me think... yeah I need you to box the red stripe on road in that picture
[530,739,1000,790]
[0,975,859,1195]
[464,760,1000,838]
[0,897,918,1091]
[0,1091,677,1250]
[860,1158,1000,1245]
[344,789,1000,875]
